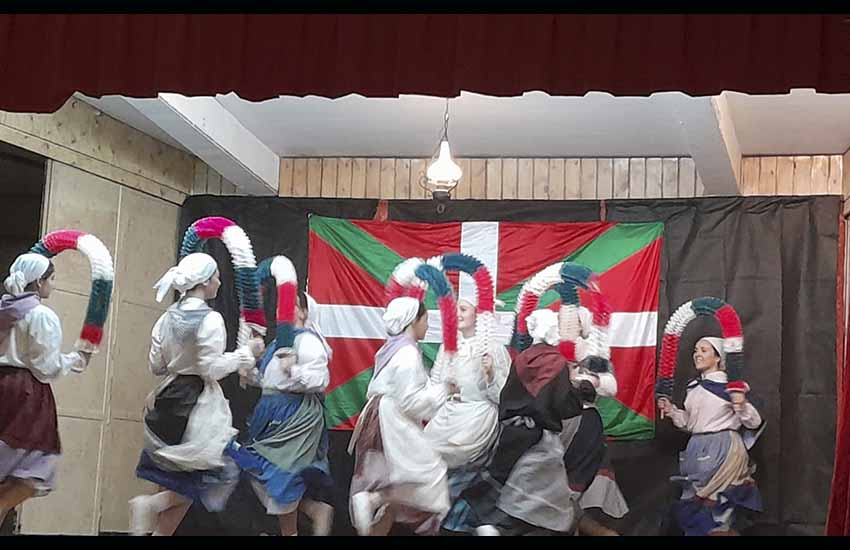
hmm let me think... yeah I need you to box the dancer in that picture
[657,336,763,536]
[0,254,92,526]
[560,306,628,536]
[129,252,264,536]
[426,297,510,467]
[424,296,510,534]
[459,309,597,536]
[348,297,455,536]
[229,291,334,536]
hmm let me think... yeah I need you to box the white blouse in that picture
[669,371,762,434]
[428,334,510,404]
[424,335,510,467]
[259,331,330,394]
[149,297,254,380]
[367,344,448,423]
[0,302,86,383]
[145,296,254,471]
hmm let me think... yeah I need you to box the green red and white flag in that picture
[307,216,663,440]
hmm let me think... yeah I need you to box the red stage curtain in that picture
[827,218,849,535]
[1,14,850,113]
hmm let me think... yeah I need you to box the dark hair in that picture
[399,301,428,333]
[25,261,54,292]
[42,261,55,281]
[297,290,309,311]
[577,379,598,404]
[579,356,614,376]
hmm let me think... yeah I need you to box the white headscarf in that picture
[527,309,560,346]
[305,292,321,332]
[153,253,218,303]
[383,297,421,336]
[304,292,332,359]
[5,253,50,296]
[698,336,726,367]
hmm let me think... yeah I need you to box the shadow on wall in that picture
[0,142,46,271]
[0,143,44,538]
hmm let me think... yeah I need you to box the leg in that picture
[152,496,192,536]
[369,504,396,537]
[350,491,380,536]
[130,490,192,536]
[0,479,36,526]
[277,511,298,536]
[351,491,395,536]
[248,479,302,536]
[300,498,333,536]
[577,515,619,536]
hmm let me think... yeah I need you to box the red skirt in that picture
[0,367,60,454]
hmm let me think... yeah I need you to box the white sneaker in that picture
[475,525,501,536]
[307,502,334,536]
[128,495,158,536]
[350,492,376,536]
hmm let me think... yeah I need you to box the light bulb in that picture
[426,140,462,185]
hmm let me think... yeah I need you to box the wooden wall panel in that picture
[277,155,841,200]
[533,158,549,199]
[758,157,777,196]
[486,159,502,199]
[678,158,696,197]
[580,158,597,199]
[502,158,518,200]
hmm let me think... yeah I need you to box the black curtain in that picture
[606,196,839,536]
[173,195,838,536]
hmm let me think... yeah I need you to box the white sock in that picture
[144,492,170,514]
[148,491,186,513]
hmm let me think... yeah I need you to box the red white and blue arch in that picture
[256,255,298,354]
[30,229,114,353]
[656,296,746,399]
[512,261,612,363]
[180,216,265,346]
[386,257,459,353]
[425,252,499,355]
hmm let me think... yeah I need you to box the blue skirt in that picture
[135,449,240,512]
[226,392,333,508]
[672,431,762,535]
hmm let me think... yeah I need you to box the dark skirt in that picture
[136,374,239,512]
[441,438,499,533]
[0,366,60,454]
[563,408,606,493]
[143,374,204,446]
